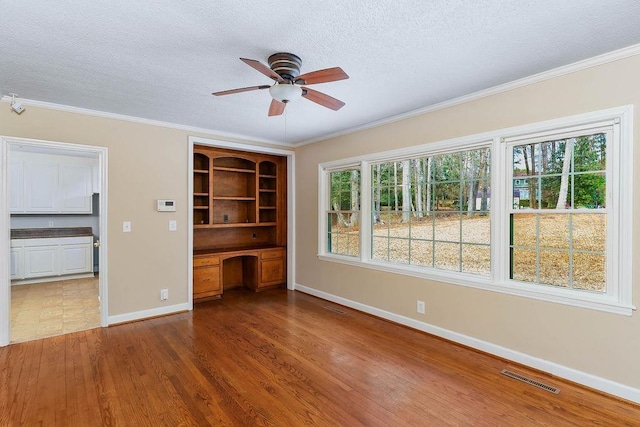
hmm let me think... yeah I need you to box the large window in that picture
[371,147,491,275]
[509,131,608,292]
[318,106,633,314]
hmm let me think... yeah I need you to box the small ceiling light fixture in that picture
[9,93,25,114]
[269,82,302,103]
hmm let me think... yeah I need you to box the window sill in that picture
[317,253,635,316]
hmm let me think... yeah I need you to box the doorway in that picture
[0,137,108,346]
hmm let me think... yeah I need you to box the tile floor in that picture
[10,276,100,343]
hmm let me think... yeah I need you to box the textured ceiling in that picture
[2,1,640,145]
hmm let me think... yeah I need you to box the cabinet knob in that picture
[93,240,101,248]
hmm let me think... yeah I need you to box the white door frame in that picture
[187,136,295,309]
[0,136,109,346]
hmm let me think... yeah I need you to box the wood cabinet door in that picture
[194,265,222,296]
[260,258,285,286]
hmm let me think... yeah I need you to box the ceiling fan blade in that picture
[240,58,283,82]
[268,99,286,116]
[295,67,349,85]
[212,85,270,96]
[302,87,345,111]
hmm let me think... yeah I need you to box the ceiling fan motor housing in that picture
[268,52,302,81]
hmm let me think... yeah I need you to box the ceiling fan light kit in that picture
[269,83,302,103]
[212,52,348,116]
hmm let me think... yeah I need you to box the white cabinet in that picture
[9,160,24,212]
[10,236,93,281]
[59,164,93,212]
[10,151,95,214]
[25,162,58,212]
[10,247,23,280]
[24,241,59,278]
[60,240,93,274]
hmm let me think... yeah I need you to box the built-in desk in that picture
[193,246,286,301]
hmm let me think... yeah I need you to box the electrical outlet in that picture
[417,300,426,314]
[223,214,229,222]
[160,289,168,301]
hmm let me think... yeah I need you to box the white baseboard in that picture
[107,302,190,325]
[294,283,640,404]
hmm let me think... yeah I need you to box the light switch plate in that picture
[123,221,131,232]
[169,220,177,231]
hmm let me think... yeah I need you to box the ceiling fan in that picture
[212,52,349,116]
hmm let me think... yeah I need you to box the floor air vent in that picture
[323,306,346,314]
[501,369,560,394]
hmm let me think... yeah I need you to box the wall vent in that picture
[501,369,560,394]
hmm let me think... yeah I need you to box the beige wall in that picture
[295,55,640,389]
[0,107,271,316]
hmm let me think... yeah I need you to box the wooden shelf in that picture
[193,206,209,210]
[194,192,209,196]
[213,166,256,174]
[259,207,276,210]
[194,169,209,174]
[259,189,276,193]
[212,196,256,201]
[207,222,277,228]
[259,174,277,178]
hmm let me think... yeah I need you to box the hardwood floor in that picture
[1,288,638,426]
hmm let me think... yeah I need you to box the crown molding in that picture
[0,96,294,148]
[296,42,640,147]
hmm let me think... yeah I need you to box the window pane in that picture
[433,153,461,182]
[462,213,490,244]
[410,216,433,241]
[511,248,537,283]
[511,213,536,247]
[512,143,540,176]
[539,175,563,209]
[389,211,410,238]
[388,238,410,264]
[410,239,433,267]
[462,245,490,276]
[473,180,491,212]
[513,178,538,209]
[539,214,569,250]
[434,242,460,271]
[539,250,570,287]
[573,253,605,292]
[433,182,460,211]
[434,212,460,242]
[574,134,606,173]
[572,214,605,251]
[574,173,605,208]
[372,236,389,261]
[372,210,389,236]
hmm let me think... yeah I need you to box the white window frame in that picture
[318,106,634,315]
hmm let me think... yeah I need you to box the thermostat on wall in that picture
[157,199,176,212]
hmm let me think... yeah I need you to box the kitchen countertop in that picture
[11,227,94,239]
